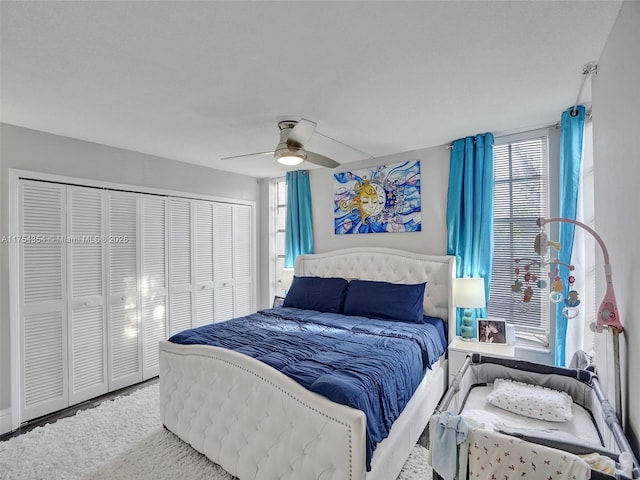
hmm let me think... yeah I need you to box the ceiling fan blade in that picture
[221,151,274,161]
[287,118,317,148]
[306,151,340,169]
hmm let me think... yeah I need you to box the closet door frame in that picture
[8,169,255,431]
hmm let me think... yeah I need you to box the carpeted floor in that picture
[0,384,432,480]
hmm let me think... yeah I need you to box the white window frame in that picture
[269,177,287,302]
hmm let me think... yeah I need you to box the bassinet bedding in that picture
[169,306,446,468]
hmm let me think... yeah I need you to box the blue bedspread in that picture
[169,307,446,469]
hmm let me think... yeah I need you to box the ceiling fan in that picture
[222,119,341,169]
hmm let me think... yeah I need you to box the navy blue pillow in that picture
[283,276,349,313]
[343,280,426,323]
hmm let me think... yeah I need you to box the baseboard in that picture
[1,408,12,435]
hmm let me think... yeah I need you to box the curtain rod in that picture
[444,121,559,150]
[494,121,560,138]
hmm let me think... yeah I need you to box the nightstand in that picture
[448,336,516,385]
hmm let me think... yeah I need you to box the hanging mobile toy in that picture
[534,229,561,256]
[550,263,564,303]
[562,274,581,319]
[512,223,578,318]
[548,260,576,307]
[512,259,543,312]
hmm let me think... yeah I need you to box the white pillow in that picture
[487,378,573,422]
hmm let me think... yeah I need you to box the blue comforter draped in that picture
[169,307,446,469]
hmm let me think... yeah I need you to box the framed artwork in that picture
[477,318,507,344]
[334,160,421,234]
[272,296,285,308]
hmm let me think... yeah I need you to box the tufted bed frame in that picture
[159,247,456,480]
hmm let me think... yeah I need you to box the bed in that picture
[430,353,640,480]
[159,247,456,480]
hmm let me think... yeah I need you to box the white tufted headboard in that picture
[294,247,456,339]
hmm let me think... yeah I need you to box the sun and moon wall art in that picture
[334,160,421,235]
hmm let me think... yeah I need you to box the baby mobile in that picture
[513,216,625,419]
[512,219,581,319]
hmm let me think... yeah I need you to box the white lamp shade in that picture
[280,268,295,291]
[276,154,304,166]
[454,277,486,308]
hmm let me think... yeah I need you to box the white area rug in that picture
[0,384,432,480]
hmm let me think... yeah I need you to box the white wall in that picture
[309,145,449,256]
[0,123,262,415]
[591,0,640,456]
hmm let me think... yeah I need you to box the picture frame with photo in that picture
[272,296,285,308]
[477,318,507,344]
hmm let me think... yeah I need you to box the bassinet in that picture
[431,353,639,480]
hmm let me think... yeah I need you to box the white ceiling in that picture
[0,1,622,178]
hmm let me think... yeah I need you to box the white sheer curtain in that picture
[565,119,595,366]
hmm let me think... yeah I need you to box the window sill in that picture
[515,343,550,355]
[514,332,549,347]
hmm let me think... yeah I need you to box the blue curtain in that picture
[285,170,314,268]
[446,133,494,337]
[555,106,585,366]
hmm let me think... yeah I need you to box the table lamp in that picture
[454,277,486,340]
[280,268,294,293]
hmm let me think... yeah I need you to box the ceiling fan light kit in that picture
[276,153,305,166]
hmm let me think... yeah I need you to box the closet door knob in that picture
[121,295,127,301]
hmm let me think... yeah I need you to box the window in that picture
[488,134,550,346]
[270,177,287,298]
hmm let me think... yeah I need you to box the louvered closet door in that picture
[194,201,214,327]
[233,205,254,317]
[168,198,194,335]
[140,195,168,379]
[67,186,108,405]
[106,191,142,390]
[213,203,234,322]
[19,180,68,421]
